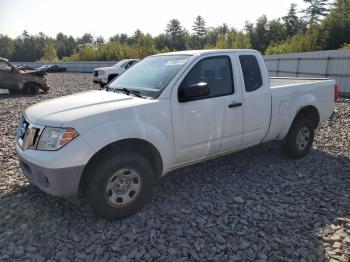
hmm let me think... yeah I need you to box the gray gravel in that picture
[0,73,349,261]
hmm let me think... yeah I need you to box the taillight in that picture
[334,84,340,102]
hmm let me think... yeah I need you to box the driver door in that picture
[171,55,243,163]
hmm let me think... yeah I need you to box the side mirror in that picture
[178,82,209,102]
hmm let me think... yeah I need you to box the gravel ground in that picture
[0,73,349,261]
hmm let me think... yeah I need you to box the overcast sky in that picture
[0,0,307,39]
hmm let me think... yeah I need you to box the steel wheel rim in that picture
[104,168,142,207]
[296,126,310,151]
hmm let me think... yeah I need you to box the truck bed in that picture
[270,77,331,88]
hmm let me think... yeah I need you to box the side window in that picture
[180,56,234,99]
[125,61,133,69]
[239,55,263,92]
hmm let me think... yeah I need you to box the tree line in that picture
[0,0,349,62]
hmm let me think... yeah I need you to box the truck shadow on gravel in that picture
[1,143,349,261]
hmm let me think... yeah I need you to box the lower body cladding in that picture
[18,156,84,197]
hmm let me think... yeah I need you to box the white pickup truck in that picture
[93,59,139,88]
[16,49,338,220]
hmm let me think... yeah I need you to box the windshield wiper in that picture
[113,87,152,99]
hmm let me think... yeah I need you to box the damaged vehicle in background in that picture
[0,57,49,95]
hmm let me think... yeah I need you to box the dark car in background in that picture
[37,64,67,73]
[16,65,35,70]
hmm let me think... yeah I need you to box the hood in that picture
[24,90,153,126]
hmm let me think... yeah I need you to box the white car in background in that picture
[93,59,139,88]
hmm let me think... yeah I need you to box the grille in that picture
[17,116,41,150]
[94,70,98,77]
[17,116,28,139]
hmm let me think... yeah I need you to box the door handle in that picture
[228,102,242,108]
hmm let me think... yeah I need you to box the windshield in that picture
[113,59,128,67]
[108,55,191,98]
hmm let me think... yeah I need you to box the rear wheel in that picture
[85,152,155,220]
[280,117,315,159]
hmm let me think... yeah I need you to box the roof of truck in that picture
[153,49,258,57]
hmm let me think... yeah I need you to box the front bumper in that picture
[18,155,84,197]
[93,76,108,84]
[15,126,93,197]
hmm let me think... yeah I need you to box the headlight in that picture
[37,127,78,151]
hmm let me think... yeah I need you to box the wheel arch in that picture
[280,104,320,141]
[292,105,320,129]
[79,138,163,196]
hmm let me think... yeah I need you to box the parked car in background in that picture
[37,64,67,73]
[93,59,139,88]
[16,49,337,220]
[16,65,35,71]
[0,57,49,94]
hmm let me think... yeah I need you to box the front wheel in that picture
[24,83,39,95]
[85,152,155,220]
[280,117,315,159]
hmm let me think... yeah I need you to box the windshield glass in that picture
[108,55,191,98]
[113,59,128,67]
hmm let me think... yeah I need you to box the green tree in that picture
[283,3,306,37]
[267,19,287,44]
[154,33,169,50]
[265,29,320,54]
[192,15,207,49]
[10,31,46,61]
[303,0,329,25]
[165,19,186,50]
[319,0,350,49]
[95,36,105,46]
[55,33,77,59]
[232,32,251,48]
[40,42,58,61]
[245,15,269,53]
[77,33,94,49]
[0,35,14,58]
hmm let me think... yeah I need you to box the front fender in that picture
[81,120,175,173]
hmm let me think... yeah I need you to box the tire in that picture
[99,83,106,88]
[280,117,315,159]
[24,83,39,95]
[85,152,155,220]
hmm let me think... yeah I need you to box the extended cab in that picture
[16,50,337,220]
[93,59,139,88]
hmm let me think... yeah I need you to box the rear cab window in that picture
[239,55,263,92]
